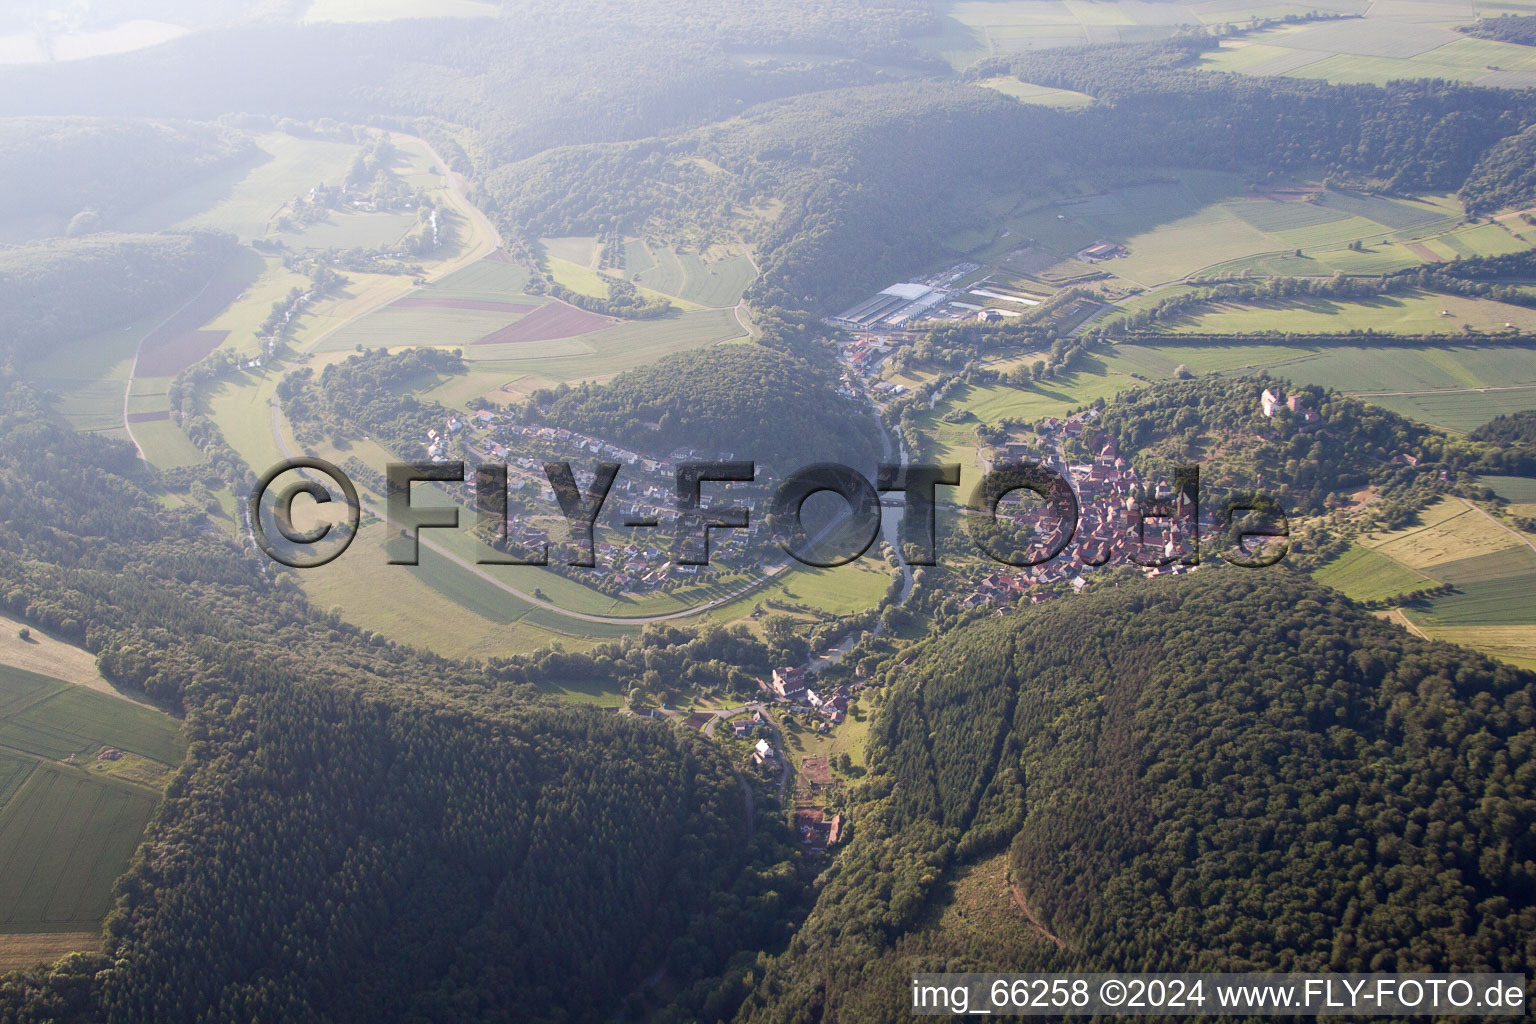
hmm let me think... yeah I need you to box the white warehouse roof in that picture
[880,282,933,301]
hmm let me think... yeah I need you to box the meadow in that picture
[621,238,758,307]
[1302,496,1536,664]
[915,0,1372,65]
[1151,290,1536,337]
[117,132,361,241]
[916,355,1143,493]
[465,307,749,380]
[974,76,1095,107]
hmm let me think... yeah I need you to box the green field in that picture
[1154,290,1536,337]
[1199,19,1536,87]
[466,307,749,380]
[0,665,183,934]
[318,304,538,352]
[0,665,184,765]
[133,418,208,470]
[916,355,1142,493]
[276,208,420,251]
[913,0,1371,65]
[1352,498,1536,627]
[947,171,1500,292]
[0,766,162,932]
[422,258,536,300]
[117,132,361,241]
[1480,475,1536,504]
[1104,341,1536,432]
[974,76,1095,107]
[621,239,758,307]
[1312,544,1429,602]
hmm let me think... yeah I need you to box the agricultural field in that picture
[0,766,162,932]
[0,664,183,936]
[1198,15,1536,87]
[117,132,360,240]
[914,355,1144,493]
[1304,495,1536,664]
[0,931,99,973]
[974,75,1096,107]
[1480,474,1536,504]
[620,239,758,307]
[285,433,887,671]
[465,307,749,381]
[945,171,1507,293]
[1311,543,1430,602]
[1105,340,1536,432]
[1342,497,1536,660]
[1145,289,1536,336]
[916,0,1372,64]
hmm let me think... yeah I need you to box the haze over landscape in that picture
[0,0,1533,1020]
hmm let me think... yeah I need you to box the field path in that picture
[1461,497,1536,556]
[1352,383,1536,398]
[1009,882,1069,951]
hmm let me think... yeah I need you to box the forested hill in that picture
[0,232,238,366]
[0,1,938,166]
[488,56,1536,315]
[487,81,1049,313]
[532,344,882,470]
[1092,376,1526,522]
[1473,409,1536,447]
[0,385,799,1022]
[0,118,254,236]
[736,572,1536,1020]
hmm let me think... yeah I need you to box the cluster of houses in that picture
[841,335,894,377]
[767,666,856,727]
[445,409,771,593]
[949,426,1204,609]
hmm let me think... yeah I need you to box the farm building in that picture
[832,282,944,329]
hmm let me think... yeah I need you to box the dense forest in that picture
[1460,14,1536,46]
[0,232,237,366]
[0,381,804,1023]
[1472,409,1536,447]
[737,572,1536,1020]
[281,346,466,455]
[0,118,254,237]
[1461,121,1536,214]
[531,344,881,471]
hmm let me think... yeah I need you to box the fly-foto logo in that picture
[249,458,1290,570]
